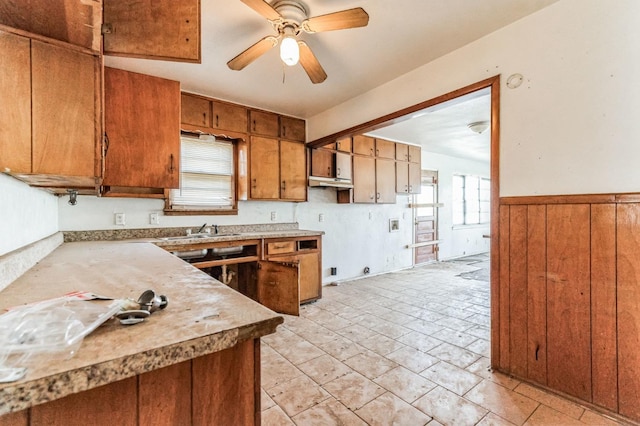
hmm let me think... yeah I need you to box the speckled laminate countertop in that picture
[0,241,284,416]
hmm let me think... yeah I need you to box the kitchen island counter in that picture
[0,241,283,424]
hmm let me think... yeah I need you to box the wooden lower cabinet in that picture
[2,340,261,426]
[496,196,640,423]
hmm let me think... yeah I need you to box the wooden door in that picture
[280,140,307,201]
[275,253,321,303]
[375,158,396,203]
[375,139,395,159]
[546,204,592,401]
[103,67,180,189]
[181,93,211,128]
[396,162,409,194]
[103,0,200,62]
[414,170,438,264]
[336,137,352,153]
[249,110,279,136]
[249,136,279,199]
[353,156,375,203]
[311,149,334,178]
[335,152,352,181]
[31,41,97,177]
[280,116,305,141]
[212,101,247,133]
[396,144,409,161]
[353,135,375,156]
[0,31,31,173]
[257,261,300,316]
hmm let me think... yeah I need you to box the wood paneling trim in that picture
[509,205,528,378]
[527,205,547,385]
[590,204,618,412]
[500,194,619,205]
[546,204,592,402]
[498,205,510,371]
[616,203,640,421]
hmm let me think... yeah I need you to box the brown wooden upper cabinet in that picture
[336,137,352,153]
[249,137,307,201]
[103,68,181,193]
[103,0,201,62]
[311,149,334,178]
[409,145,421,163]
[280,116,305,142]
[353,135,375,156]
[0,30,101,192]
[395,143,421,194]
[375,139,396,159]
[181,93,248,134]
[250,111,279,137]
[396,144,409,161]
[0,0,201,62]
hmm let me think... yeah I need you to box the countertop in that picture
[0,241,284,416]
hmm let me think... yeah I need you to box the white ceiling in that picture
[104,0,557,161]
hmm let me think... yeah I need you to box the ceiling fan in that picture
[227,0,369,84]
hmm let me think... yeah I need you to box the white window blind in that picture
[170,135,234,210]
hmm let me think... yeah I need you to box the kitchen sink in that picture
[160,233,241,241]
[210,245,244,256]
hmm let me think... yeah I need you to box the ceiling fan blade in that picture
[298,41,327,84]
[227,36,278,70]
[240,0,281,21]
[301,8,369,33]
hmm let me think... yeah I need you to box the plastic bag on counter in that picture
[0,297,123,383]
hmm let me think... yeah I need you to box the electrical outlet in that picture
[368,211,373,220]
[149,212,160,225]
[270,211,277,221]
[114,213,125,226]
[319,213,324,222]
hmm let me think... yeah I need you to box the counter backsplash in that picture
[62,222,300,242]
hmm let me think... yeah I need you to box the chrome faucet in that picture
[196,223,207,234]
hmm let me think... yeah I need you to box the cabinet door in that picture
[396,143,409,161]
[298,253,321,303]
[181,93,211,128]
[280,140,307,201]
[353,156,375,203]
[409,145,421,163]
[103,0,200,62]
[335,152,352,181]
[311,149,334,178]
[376,159,396,203]
[409,162,421,194]
[396,161,409,194]
[375,139,395,159]
[249,136,280,199]
[257,261,300,316]
[104,67,180,189]
[0,31,31,173]
[336,137,352,153]
[249,110,279,137]
[31,41,97,177]
[212,101,248,133]
[353,135,375,156]
[280,116,305,141]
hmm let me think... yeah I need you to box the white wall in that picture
[308,0,640,197]
[0,174,59,256]
[422,152,490,260]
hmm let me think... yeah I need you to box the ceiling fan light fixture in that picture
[280,35,299,66]
[468,121,490,134]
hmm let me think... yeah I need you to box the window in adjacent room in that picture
[452,174,490,226]
[165,134,237,214]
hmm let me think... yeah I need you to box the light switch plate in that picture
[114,213,125,226]
[149,213,160,225]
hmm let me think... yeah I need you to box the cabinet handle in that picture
[202,112,207,126]
[408,185,412,192]
[283,126,286,137]
[169,154,175,174]
[337,167,341,176]
[251,178,257,189]
[376,192,381,200]
[370,194,374,200]
[215,114,219,127]
[405,185,408,192]
[281,180,286,191]
[103,132,110,157]
[370,148,374,156]
[327,166,331,175]
[375,148,379,156]
[252,120,256,131]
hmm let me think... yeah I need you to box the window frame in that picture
[164,132,240,216]
[452,174,490,226]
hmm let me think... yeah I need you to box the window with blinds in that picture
[169,134,235,210]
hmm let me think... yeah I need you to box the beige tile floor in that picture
[260,255,629,426]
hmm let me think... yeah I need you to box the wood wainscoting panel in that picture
[526,205,547,385]
[508,205,528,378]
[498,204,511,371]
[590,204,618,412]
[616,203,640,421]
[546,204,592,402]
